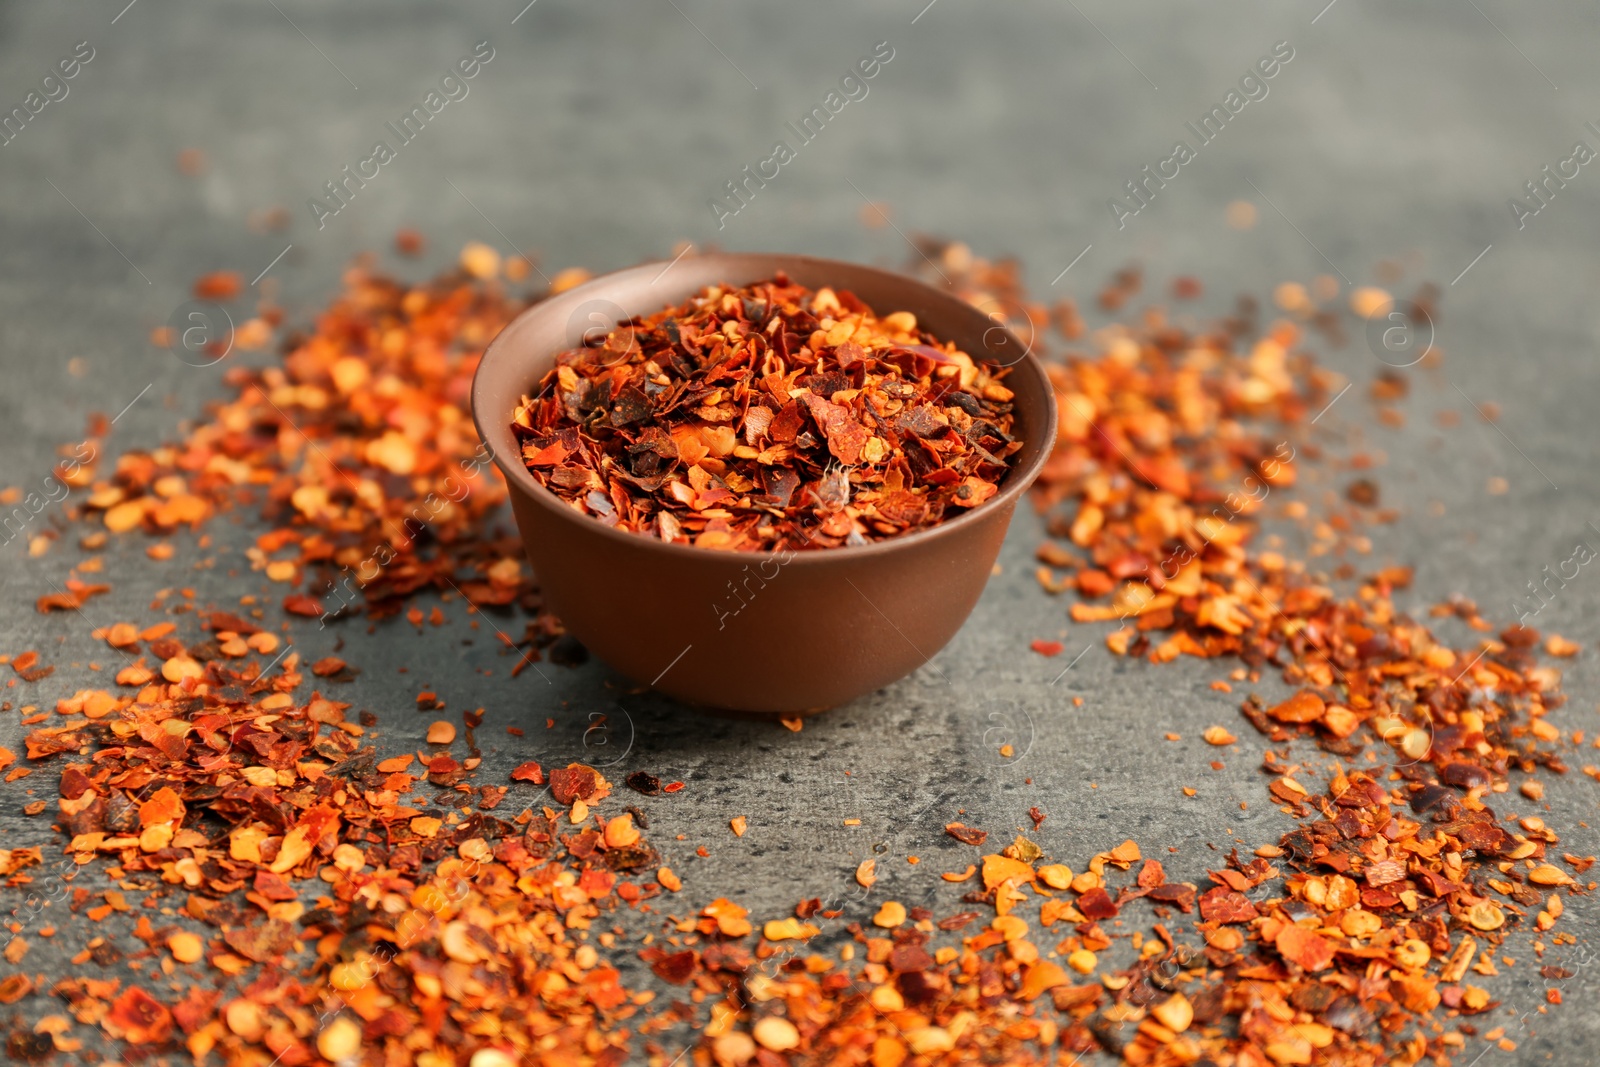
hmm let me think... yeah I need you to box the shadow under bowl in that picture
[472,253,1057,715]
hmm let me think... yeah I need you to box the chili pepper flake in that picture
[649,949,696,985]
[103,987,174,1045]
[1275,922,1335,972]
[1,240,1589,1067]
[1545,633,1580,657]
[855,858,877,888]
[701,897,752,937]
[511,275,1022,552]
[191,271,241,301]
[549,762,607,804]
[1199,887,1259,924]
[1267,688,1326,723]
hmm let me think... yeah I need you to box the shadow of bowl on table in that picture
[474,253,1056,718]
[534,655,1040,784]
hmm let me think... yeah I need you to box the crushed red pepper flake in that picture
[2,240,1590,1067]
[510,275,1022,552]
[68,258,566,659]
[191,271,242,302]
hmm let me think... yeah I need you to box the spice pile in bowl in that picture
[509,274,1023,552]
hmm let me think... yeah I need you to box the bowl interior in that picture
[472,252,1057,563]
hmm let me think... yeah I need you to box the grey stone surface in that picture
[1,0,1598,1062]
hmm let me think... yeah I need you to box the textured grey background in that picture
[2,1,1599,1063]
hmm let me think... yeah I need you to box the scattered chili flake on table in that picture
[510,275,1023,551]
[3,238,1593,1067]
[975,237,1591,1064]
[68,253,563,653]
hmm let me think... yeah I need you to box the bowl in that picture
[472,253,1056,715]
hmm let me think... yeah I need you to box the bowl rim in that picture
[471,252,1057,566]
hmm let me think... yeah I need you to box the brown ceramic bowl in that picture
[472,253,1056,715]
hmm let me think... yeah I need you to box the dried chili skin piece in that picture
[1076,887,1119,919]
[549,764,599,804]
[944,822,988,846]
[1198,887,1259,924]
[649,950,697,984]
[1148,883,1197,912]
[626,771,663,795]
[511,276,1021,552]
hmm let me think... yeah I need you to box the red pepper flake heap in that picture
[18,613,661,1064]
[510,275,1022,551]
[80,257,555,630]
